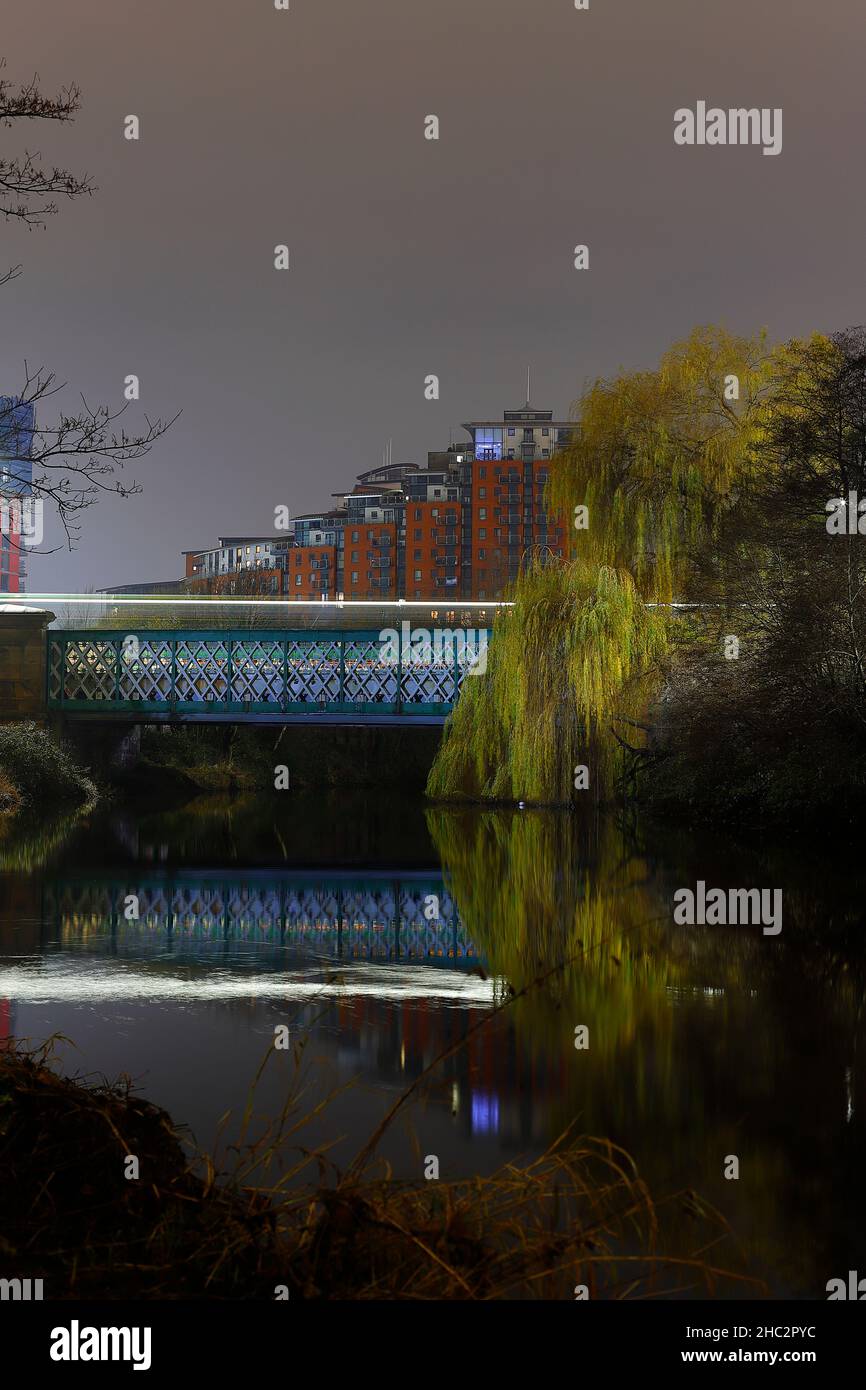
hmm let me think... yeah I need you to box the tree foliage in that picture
[428,324,866,814]
[427,559,665,804]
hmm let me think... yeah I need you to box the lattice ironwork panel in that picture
[223,884,281,933]
[231,641,285,703]
[140,888,171,926]
[118,639,174,702]
[398,888,457,926]
[174,640,230,703]
[401,659,457,704]
[58,639,117,702]
[284,889,341,925]
[343,639,397,703]
[284,640,342,703]
[169,886,223,932]
[342,889,392,926]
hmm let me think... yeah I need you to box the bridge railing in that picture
[47,628,490,716]
[44,871,481,963]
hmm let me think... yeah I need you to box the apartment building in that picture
[180,396,571,602]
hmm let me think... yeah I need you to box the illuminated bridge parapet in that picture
[47,628,490,722]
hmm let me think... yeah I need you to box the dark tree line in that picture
[653,328,866,818]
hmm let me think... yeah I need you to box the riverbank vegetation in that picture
[125,723,439,796]
[429,325,866,824]
[0,1039,759,1299]
[0,721,96,818]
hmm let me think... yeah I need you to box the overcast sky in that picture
[2,0,863,590]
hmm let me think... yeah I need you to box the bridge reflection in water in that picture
[43,871,483,967]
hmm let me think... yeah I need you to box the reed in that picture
[0,1033,761,1301]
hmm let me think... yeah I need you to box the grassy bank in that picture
[0,1041,759,1300]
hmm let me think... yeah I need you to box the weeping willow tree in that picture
[429,325,829,805]
[427,560,666,803]
[548,326,778,599]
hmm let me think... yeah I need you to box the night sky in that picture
[1,0,863,589]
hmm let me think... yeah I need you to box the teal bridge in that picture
[44,870,483,966]
[47,627,491,725]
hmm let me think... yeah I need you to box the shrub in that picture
[0,721,96,810]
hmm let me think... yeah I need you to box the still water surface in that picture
[0,789,863,1298]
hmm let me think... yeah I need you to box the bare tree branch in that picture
[0,59,174,556]
[0,60,93,226]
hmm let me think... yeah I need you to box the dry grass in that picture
[0,1038,764,1301]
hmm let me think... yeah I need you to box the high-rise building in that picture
[0,397,35,594]
[459,398,572,599]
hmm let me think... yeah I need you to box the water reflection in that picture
[0,790,864,1297]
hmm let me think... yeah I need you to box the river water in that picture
[0,788,862,1299]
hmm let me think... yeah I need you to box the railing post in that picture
[170,639,178,710]
[226,639,233,708]
[395,625,403,714]
[339,634,346,703]
[57,632,65,709]
[453,631,460,708]
[281,635,289,712]
[114,636,122,705]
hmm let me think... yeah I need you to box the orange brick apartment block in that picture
[341,522,397,600]
[406,501,460,600]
